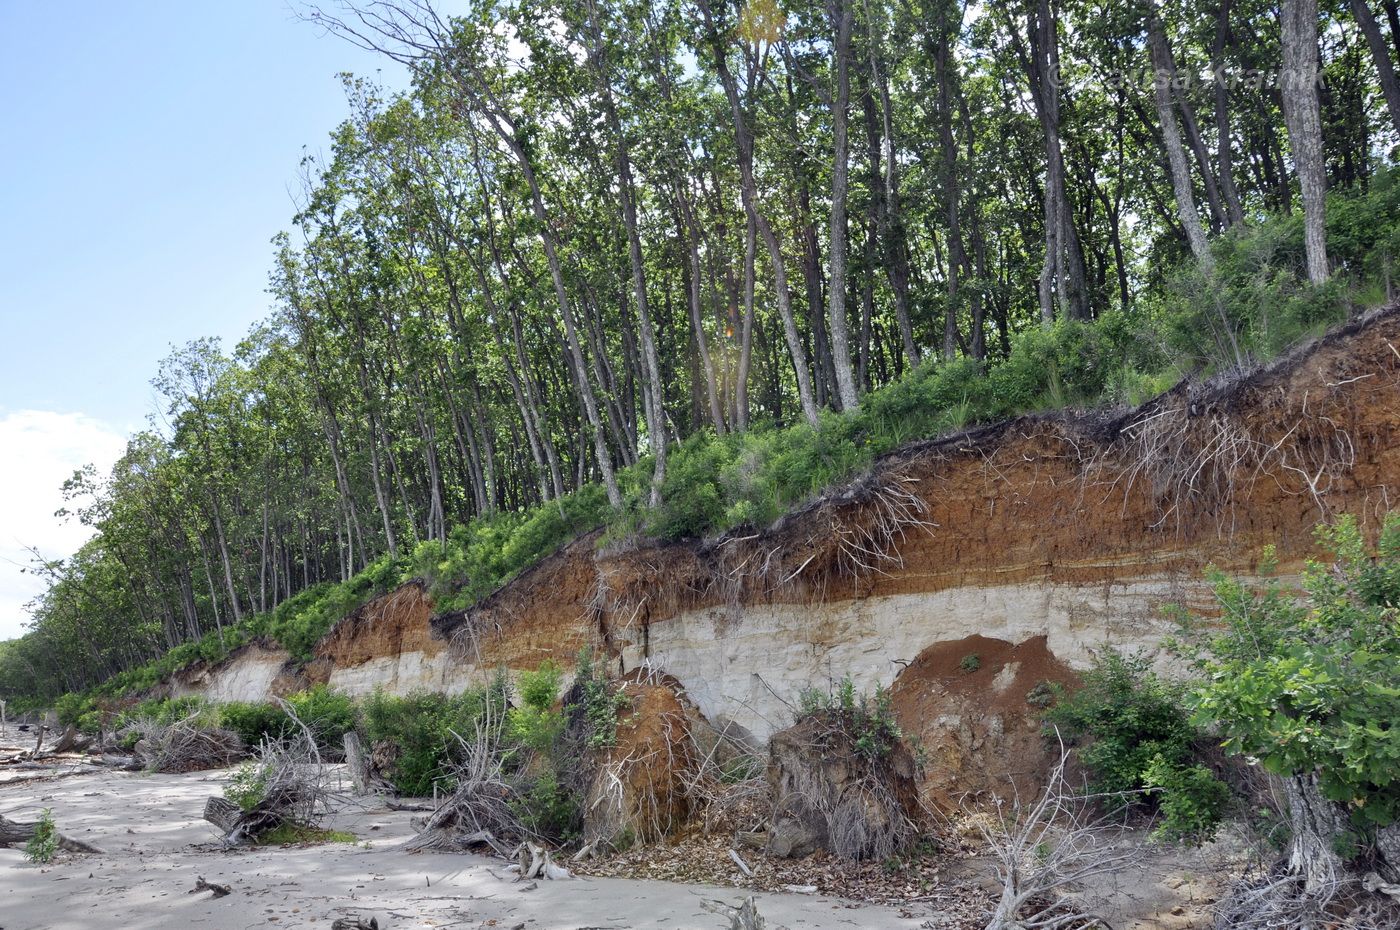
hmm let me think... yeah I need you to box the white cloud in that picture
[0,410,127,641]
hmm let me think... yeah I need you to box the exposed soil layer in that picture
[585,671,699,844]
[443,305,1400,671]
[888,634,1080,810]
[314,579,440,669]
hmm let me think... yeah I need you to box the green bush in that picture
[573,649,630,750]
[1186,513,1400,829]
[359,685,503,796]
[1143,755,1232,842]
[54,693,93,729]
[286,686,356,751]
[1045,650,1227,841]
[224,760,270,812]
[798,677,904,761]
[509,768,579,841]
[218,701,290,748]
[23,809,57,864]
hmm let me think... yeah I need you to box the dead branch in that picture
[0,814,104,855]
[979,744,1137,930]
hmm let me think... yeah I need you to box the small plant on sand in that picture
[224,759,271,812]
[23,809,57,864]
[959,653,982,673]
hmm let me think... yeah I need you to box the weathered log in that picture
[203,797,242,835]
[344,732,370,796]
[190,876,231,898]
[0,814,103,854]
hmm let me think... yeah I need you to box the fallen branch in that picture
[0,814,103,855]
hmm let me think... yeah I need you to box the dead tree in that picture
[979,747,1137,930]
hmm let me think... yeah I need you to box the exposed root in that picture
[127,714,243,774]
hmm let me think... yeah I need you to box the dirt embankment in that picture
[443,305,1400,666]
[176,308,1400,799]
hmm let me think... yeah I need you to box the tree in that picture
[1187,515,1400,892]
[1280,0,1331,283]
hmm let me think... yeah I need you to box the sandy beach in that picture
[0,758,930,930]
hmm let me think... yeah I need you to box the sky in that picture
[0,2,419,640]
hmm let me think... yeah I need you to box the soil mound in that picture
[889,634,1078,810]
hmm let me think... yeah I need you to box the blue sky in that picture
[0,2,417,638]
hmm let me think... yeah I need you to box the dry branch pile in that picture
[127,715,243,774]
[202,703,333,846]
[978,749,1137,930]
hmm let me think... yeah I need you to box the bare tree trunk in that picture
[1351,0,1400,136]
[1280,0,1331,284]
[935,7,967,358]
[1212,0,1248,227]
[699,0,821,428]
[826,0,860,411]
[1149,13,1214,268]
[736,213,757,431]
[582,0,668,505]
[868,32,918,368]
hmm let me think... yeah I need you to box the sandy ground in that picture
[0,761,931,930]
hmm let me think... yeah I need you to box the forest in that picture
[2,0,1398,703]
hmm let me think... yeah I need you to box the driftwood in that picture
[344,732,370,795]
[701,897,772,930]
[190,876,231,898]
[330,918,379,930]
[51,725,92,755]
[0,814,104,854]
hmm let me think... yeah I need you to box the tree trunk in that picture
[826,0,860,411]
[1280,0,1331,284]
[1351,0,1400,136]
[1149,13,1214,268]
[1283,774,1345,895]
[700,0,821,428]
[1212,0,1248,227]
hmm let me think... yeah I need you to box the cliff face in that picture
[182,307,1400,795]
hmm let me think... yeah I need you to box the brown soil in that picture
[586,672,699,844]
[313,580,441,668]
[440,305,1400,672]
[889,634,1079,810]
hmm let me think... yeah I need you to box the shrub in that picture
[1185,513,1400,829]
[224,760,270,812]
[286,686,356,751]
[959,653,981,673]
[1143,755,1232,843]
[797,677,904,761]
[54,693,93,729]
[1045,650,1227,841]
[573,648,630,750]
[360,685,502,796]
[218,701,289,748]
[23,809,57,864]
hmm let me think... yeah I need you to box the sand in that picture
[0,760,929,930]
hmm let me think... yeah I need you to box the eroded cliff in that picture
[183,306,1400,796]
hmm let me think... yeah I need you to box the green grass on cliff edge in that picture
[25,169,1400,712]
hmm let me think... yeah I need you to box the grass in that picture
[254,823,357,846]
